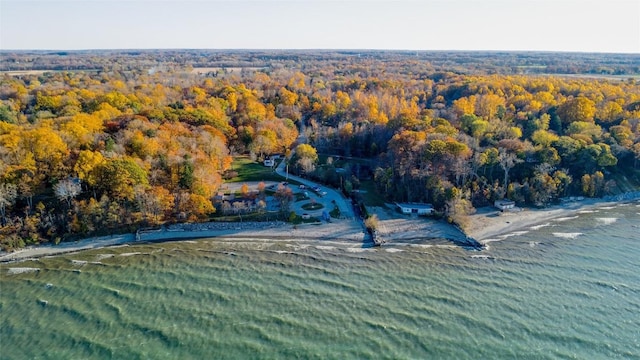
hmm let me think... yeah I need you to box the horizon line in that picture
[1,48,638,55]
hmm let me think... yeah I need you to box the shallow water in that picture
[1,202,639,359]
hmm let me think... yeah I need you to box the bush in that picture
[364,214,379,231]
[222,170,238,180]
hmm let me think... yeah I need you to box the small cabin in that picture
[396,203,434,215]
[494,199,516,211]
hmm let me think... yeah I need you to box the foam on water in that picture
[554,216,579,222]
[71,260,87,266]
[552,232,583,239]
[480,238,502,244]
[315,246,336,251]
[596,217,618,225]
[578,210,596,214]
[384,248,404,253]
[7,267,40,275]
[119,252,142,257]
[498,230,529,240]
[530,223,551,230]
[345,248,370,253]
[599,206,616,210]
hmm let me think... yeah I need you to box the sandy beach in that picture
[366,205,469,243]
[2,192,639,263]
[466,192,640,242]
[0,219,367,263]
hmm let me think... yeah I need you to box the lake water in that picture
[1,202,639,359]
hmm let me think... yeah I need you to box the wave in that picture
[599,206,616,210]
[345,248,370,253]
[119,252,142,257]
[71,260,87,266]
[274,250,295,254]
[552,232,583,239]
[95,254,114,260]
[480,238,502,245]
[315,246,336,251]
[495,231,530,240]
[470,254,492,259]
[555,216,579,222]
[530,223,552,230]
[596,217,618,225]
[7,267,40,275]
[578,210,597,214]
[411,244,433,249]
[384,248,404,253]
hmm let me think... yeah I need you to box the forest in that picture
[1,50,639,250]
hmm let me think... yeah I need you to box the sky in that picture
[1,0,639,53]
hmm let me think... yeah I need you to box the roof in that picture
[396,203,433,209]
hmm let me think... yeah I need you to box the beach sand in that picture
[366,205,468,242]
[465,196,639,241]
[0,220,366,263]
[3,193,638,262]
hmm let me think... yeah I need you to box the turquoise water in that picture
[1,202,639,359]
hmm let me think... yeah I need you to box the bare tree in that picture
[0,183,17,226]
[297,157,316,174]
[274,184,294,217]
[54,178,82,208]
[498,148,523,198]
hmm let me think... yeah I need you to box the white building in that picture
[396,203,434,215]
[494,199,516,211]
[263,159,275,167]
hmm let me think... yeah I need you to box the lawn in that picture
[227,156,285,183]
[357,180,387,207]
[301,202,324,210]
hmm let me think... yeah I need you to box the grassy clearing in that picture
[227,156,283,183]
[357,180,387,207]
[289,214,321,225]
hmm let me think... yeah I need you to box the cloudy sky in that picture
[1,0,638,52]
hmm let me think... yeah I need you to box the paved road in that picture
[275,157,355,219]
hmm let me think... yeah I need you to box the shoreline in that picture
[2,192,639,263]
[0,220,368,263]
[465,191,640,242]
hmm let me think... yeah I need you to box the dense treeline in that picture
[2,50,639,75]
[1,51,639,249]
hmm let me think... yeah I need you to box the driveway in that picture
[275,158,355,219]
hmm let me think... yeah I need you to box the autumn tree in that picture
[557,97,596,125]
